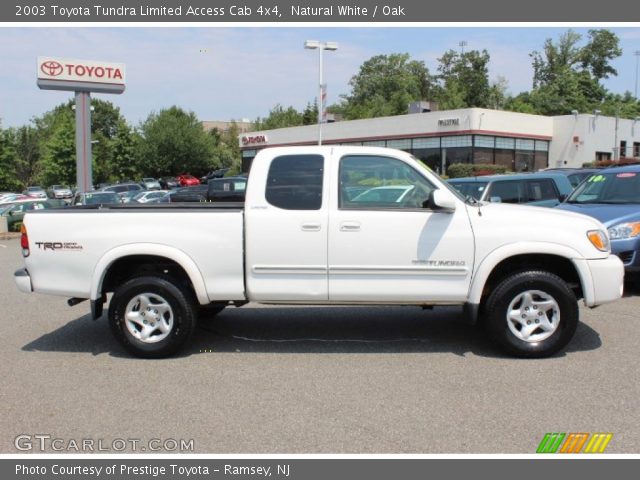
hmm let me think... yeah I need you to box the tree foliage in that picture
[135,106,216,177]
[254,104,303,130]
[0,124,21,191]
[522,29,623,116]
[435,49,492,108]
[337,53,433,119]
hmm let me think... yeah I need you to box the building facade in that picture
[238,108,640,173]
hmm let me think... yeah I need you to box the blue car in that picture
[448,172,573,208]
[556,165,640,276]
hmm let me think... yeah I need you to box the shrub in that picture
[447,163,508,178]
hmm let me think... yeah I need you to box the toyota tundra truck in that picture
[14,146,624,358]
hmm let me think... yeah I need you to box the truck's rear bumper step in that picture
[14,268,32,294]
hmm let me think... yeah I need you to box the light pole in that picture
[459,40,468,54]
[304,40,338,145]
[635,51,640,99]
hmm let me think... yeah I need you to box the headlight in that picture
[587,230,610,252]
[607,222,640,240]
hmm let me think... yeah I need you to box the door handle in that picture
[340,222,361,232]
[301,223,321,232]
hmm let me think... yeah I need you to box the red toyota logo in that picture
[41,61,63,77]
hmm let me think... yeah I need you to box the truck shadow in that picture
[22,305,602,359]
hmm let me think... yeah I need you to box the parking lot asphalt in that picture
[1,237,638,454]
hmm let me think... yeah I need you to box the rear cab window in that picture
[265,155,324,210]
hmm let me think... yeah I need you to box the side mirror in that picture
[489,196,502,203]
[424,189,457,212]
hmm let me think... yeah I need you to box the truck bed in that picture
[23,205,246,303]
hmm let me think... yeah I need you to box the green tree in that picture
[580,29,623,81]
[302,101,319,125]
[108,120,138,181]
[13,125,41,188]
[0,124,21,191]
[39,114,76,187]
[209,121,242,175]
[599,92,640,119]
[135,106,215,176]
[522,29,622,115]
[254,104,303,130]
[436,49,492,108]
[337,53,433,119]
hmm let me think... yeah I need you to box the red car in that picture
[177,174,200,187]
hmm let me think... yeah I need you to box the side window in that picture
[488,180,523,203]
[339,155,435,209]
[265,154,324,210]
[526,179,558,201]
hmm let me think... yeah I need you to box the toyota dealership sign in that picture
[37,56,126,94]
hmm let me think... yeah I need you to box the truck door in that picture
[328,153,474,303]
[245,153,329,301]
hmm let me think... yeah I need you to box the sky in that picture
[1,26,640,128]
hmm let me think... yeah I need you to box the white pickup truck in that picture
[14,146,624,358]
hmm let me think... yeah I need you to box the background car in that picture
[543,167,601,188]
[22,186,47,199]
[448,172,573,207]
[351,185,415,204]
[47,185,73,200]
[0,193,29,204]
[71,191,121,206]
[169,185,208,202]
[207,176,247,202]
[177,174,200,187]
[102,183,144,201]
[200,168,230,184]
[133,190,169,203]
[159,177,179,189]
[140,177,162,190]
[1,200,51,231]
[556,165,640,279]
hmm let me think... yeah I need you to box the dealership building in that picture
[237,107,640,174]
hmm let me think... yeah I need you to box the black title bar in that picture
[3,0,640,22]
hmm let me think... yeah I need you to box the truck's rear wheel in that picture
[109,276,197,358]
[484,271,578,358]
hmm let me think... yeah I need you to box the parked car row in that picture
[446,165,640,282]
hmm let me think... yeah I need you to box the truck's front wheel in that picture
[109,276,197,358]
[484,271,578,358]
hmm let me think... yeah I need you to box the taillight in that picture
[20,224,29,257]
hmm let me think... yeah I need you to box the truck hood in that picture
[479,201,605,230]
[556,203,640,227]
[468,201,609,259]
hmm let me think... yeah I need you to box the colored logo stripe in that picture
[537,433,566,453]
[537,433,613,453]
[584,433,613,453]
[560,433,589,453]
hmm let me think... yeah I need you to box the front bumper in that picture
[14,268,33,294]
[584,256,624,306]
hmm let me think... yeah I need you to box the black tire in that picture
[109,276,197,358]
[483,270,578,358]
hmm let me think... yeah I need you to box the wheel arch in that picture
[469,243,593,308]
[90,244,209,305]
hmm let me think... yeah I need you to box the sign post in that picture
[37,57,126,193]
